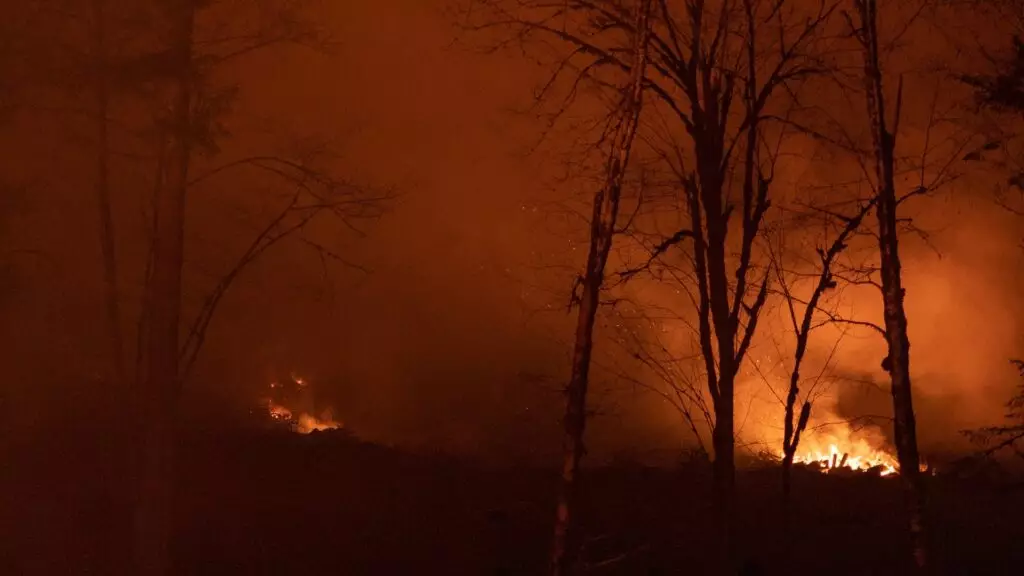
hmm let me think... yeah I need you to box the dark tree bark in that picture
[90,0,126,391]
[134,2,195,574]
[853,0,929,570]
[551,2,652,574]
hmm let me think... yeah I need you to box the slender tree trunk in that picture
[781,456,792,510]
[711,370,736,572]
[855,0,928,571]
[134,3,194,575]
[705,157,739,573]
[91,0,125,390]
[780,400,806,505]
[688,159,741,573]
[549,3,650,574]
[781,399,810,554]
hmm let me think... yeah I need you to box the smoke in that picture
[835,195,1023,451]
[158,0,1024,457]
[1,0,1021,466]
[726,191,1024,458]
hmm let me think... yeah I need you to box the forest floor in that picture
[4,426,1023,575]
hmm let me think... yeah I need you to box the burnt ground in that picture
[3,426,1023,575]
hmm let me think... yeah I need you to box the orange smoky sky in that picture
[0,0,1020,462]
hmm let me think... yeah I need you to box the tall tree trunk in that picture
[703,115,742,576]
[91,0,125,391]
[134,3,195,575]
[711,367,736,573]
[855,0,928,571]
[693,118,740,572]
[549,2,650,574]
[688,156,742,572]
[781,400,810,527]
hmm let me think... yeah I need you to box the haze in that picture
[1,0,1021,464]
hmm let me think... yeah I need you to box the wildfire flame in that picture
[266,398,342,434]
[775,420,904,476]
[268,402,293,421]
[295,411,342,433]
[788,441,898,476]
[263,374,342,434]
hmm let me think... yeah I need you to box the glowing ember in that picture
[262,373,343,434]
[268,402,293,421]
[265,398,342,434]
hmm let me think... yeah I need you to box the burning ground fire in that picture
[266,400,343,433]
[773,421,934,476]
[263,374,342,434]
[786,437,899,476]
[738,365,923,477]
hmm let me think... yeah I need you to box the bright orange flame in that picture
[787,441,898,476]
[775,420,903,476]
[772,423,934,476]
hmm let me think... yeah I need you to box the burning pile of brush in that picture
[774,422,905,476]
[790,442,898,476]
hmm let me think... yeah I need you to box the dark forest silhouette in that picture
[2,1,1024,575]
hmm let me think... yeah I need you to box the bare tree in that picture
[850,0,929,570]
[462,2,837,568]
[178,154,388,383]
[624,3,836,566]
[125,2,386,575]
[551,2,652,574]
[767,196,874,552]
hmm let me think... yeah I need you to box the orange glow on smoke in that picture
[294,411,342,433]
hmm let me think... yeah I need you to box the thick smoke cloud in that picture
[1,0,1021,464]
